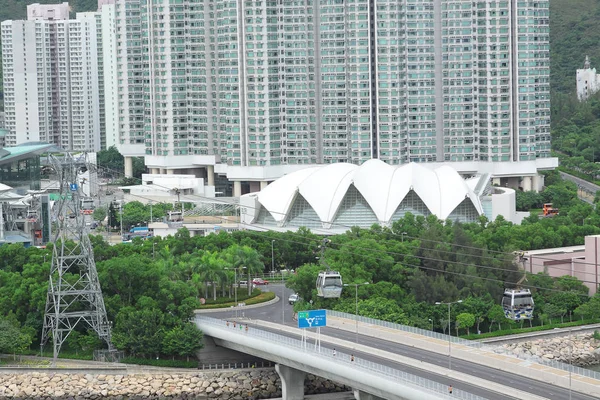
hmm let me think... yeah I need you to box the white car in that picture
[288,294,300,305]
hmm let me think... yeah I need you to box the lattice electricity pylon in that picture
[41,153,115,363]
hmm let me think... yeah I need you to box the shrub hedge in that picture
[461,319,600,340]
[198,291,276,309]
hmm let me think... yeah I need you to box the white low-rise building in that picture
[577,56,600,101]
[119,173,216,205]
[240,160,524,233]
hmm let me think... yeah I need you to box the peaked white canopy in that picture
[247,161,484,227]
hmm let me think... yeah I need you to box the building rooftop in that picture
[524,245,586,256]
[0,143,55,166]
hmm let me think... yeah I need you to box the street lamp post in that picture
[435,299,463,370]
[119,201,123,240]
[569,328,572,400]
[428,318,433,331]
[152,242,156,259]
[344,282,370,344]
[401,232,407,242]
[271,240,275,275]
[225,267,246,317]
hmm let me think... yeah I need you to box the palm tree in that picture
[228,245,264,296]
[193,251,226,300]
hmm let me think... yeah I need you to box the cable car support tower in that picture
[41,153,116,364]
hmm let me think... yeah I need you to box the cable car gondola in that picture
[316,270,343,298]
[80,198,95,215]
[315,238,343,298]
[26,209,38,222]
[501,288,534,320]
[167,211,183,222]
[502,253,534,320]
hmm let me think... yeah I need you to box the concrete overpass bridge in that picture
[195,316,484,400]
[196,304,600,400]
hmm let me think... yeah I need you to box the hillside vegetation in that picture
[550,0,600,96]
[550,1,600,174]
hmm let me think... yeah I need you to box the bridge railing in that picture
[327,310,600,381]
[196,316,486,400]
[328,310,484,348]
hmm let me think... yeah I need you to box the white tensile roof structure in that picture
[240,159,485,231]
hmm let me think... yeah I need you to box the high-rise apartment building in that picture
[113,1,554,186]
[1,2,116,152]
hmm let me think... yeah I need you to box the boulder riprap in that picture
[497,333,600,367]
[0,369,349,399]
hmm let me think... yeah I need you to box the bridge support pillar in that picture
[353,389,386,400]
[275,364,305,400]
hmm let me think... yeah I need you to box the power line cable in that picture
[80,173,595,299]
[84,161,600,274]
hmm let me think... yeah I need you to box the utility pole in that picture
[41,153,116,365]
[435,299,463,370]
[271,240,275,274]
[120,201,123,240]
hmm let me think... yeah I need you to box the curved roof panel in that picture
[298,163,358,223]
[435,165,483,218]
[353,159,395,221]
[257,167,320,222]
[253,162,483,226]
[383,163,429,221]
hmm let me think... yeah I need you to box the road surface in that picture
[203,284,598,400]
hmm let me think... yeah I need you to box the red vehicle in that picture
[252,278,269,285]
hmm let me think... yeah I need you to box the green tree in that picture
[487,304,506,332]
[515,191,543,211]
[455,312,475,335]
[96,146,124,176]
[107,202,118,230]
[574,295,600,320]
[162,323,204,361]
[543,303,567,324]
[227,245,264,296]
[463,295,494,334]
[192,251,226,301]
[93,207,107,225]
[112,305,165,358]
[0,319,30,354]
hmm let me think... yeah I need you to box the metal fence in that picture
[196,316,486,400]
[327,310,600,381]
[184,201,238,217]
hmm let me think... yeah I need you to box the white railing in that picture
[196,316,486,400]
[327,310,600,381]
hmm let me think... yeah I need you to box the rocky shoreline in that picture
[0,369,349,399]
[498,333,600,367]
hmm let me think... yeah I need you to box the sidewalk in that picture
[245,315,597,399]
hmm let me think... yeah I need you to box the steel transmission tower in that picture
[41,153,115,363]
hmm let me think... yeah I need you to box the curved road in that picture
[203,284,598,400]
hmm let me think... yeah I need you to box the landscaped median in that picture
[195,289,276,311]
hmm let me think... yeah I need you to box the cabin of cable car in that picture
[80,198,95,214]
[26,209,39,221]
[316,270,343,298]
[315,238,343,298]
[167,211,183,222]
[501,288,534,320]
